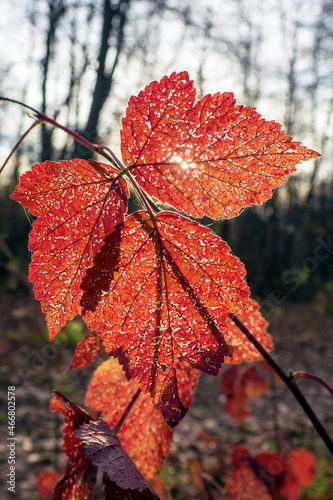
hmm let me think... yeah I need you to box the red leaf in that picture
[121,71,319,219]
[50,390,93,463]
[220,365,269,425]
[75,419,161,500]
[49,391,97,499]
[225,299,273,364]
[81,211,250,420]
[11,159,128,340]
[230,446,250,468]
[85,358,184,480]
[68,330,104,371]
[285,448,316,487]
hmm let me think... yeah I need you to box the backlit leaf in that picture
[81,210,250,421]
[11,159,128,340]
[121,71,319,219]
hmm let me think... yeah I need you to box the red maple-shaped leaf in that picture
[75,419,161,500]
[81,210,250,421]
[121,71,319,219]
[11,159,128,340]
[48,390,97,499]
[84,358,195,479]
[225,299,272,363]
[68,330,105,371]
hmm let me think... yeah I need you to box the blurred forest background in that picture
[1,0,333,312]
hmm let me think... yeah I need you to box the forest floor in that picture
[1,290,333,499]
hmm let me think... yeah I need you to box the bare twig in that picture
[113,388,142,434]
[291,370,333,397]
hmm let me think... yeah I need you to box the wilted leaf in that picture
[75,419,160,499]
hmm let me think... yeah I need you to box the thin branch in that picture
[0,96,40,116]
[113,388,142,434]
[229,313,333,456]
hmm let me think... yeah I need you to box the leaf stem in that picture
[37,113,119,165]
[229,313,333,456]
[113,388,142,434]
